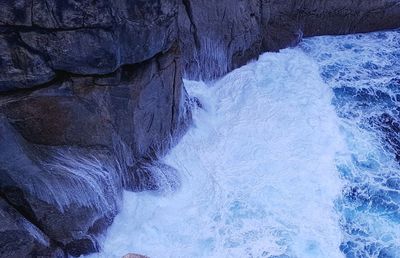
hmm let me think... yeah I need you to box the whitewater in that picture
[89,30,400,258]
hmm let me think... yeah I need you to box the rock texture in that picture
[0,116,121,256]
[0,0,179,91]
[0,1,191,257]
[0,45,189,256]
[0,0,399,257]
[179,0,400,80]
[0,199,64,257]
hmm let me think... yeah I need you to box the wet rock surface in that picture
[0,45,189,256]
[0,116,119,256]
[179,0,400,80]
[0,198,64,257]
[0,0,399,257]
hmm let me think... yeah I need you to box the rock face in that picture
[178,0,263,80]
[0,0,399,257]
[0,199,64,257]
[0,1,191,257]
[179,0,400,80]
[0,44,190,256]
[0,0,179,91]
[0,116,121,256]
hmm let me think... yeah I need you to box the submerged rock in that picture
[125,161,181,193]
[122,253,150,258]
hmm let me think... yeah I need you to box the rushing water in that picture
[302,30,400,257]
[90,29,400,258]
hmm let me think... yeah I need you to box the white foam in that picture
[91,49,345,258]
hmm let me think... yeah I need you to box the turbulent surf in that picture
[92,29,400,258]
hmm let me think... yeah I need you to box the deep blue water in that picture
[302,29,400,258]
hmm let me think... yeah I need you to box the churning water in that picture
[91,29,400,258]
[302,30,400,257]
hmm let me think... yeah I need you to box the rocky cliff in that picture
[0,0,399,257]
[179,0,400,80]
[0,1,191,257]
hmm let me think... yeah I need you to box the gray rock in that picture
[20,29,120,75]
[0,33,55,92]
[31,0,177,30]
[0,1,32,26]
[179,0,400,79]
[0,116,121,256]
[262,0,400,51]
[0,46,190,256]
[0,0,179,90]
[178,0,263,80]
[1,45,189,155]
[31,0,115,28]
[0,198,64,258]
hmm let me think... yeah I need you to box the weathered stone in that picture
[0,116,121,256]
[2,89,115,147]
[262,0,400,51]
[0,0,32,26]
[0,46,190,256]
[179,0,400,79]
[3,0,399,87]
[0,198,64,257]
[178,0,263,80]
[1,45,189,154]
[31,0,177,29]
[32,0,115,28]
[20,29,120,75]
[0,33,55,92]
[0,0,179,90]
